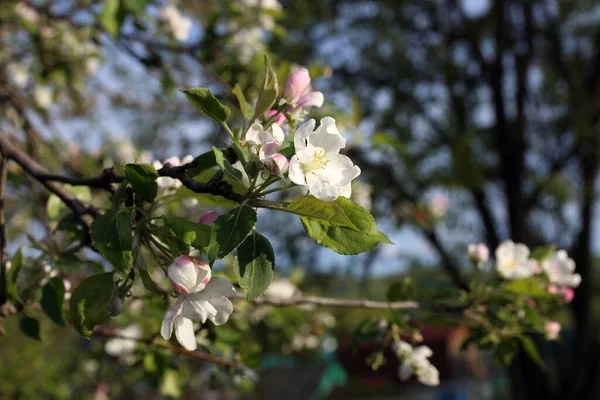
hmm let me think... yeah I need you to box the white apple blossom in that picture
[495,240,538,280]
[7,63,28,88]
[85,58,100,75]
[429,194,448,218]
[105,325,141,357]
[395,340,440,386]
[15,2,39,24]
[265,278,298,299]
[245,123,285,161]
[33,86,53,109]
[228,27,264,64]
[284,68,324,121]
[167,255,211,294]
[159,5,192,41]
[542,250,581,288]
[545,321,561,341]
[153,156,191,189]
[289,118,361,201]
[161,277,236,350]
[468,243,490,267]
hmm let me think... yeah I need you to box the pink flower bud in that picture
[467,243,489,264]
[548,283,559,295]
[283,68,311,103]
[198,210,219,226]
[266,154,289,175]
[168,255,211,294]
[265,110,287,125]
[545,321,561,340]
[560,286,575,303]
[429,194,448,218]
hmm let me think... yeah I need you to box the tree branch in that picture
[238,293,420,310]
[0,156,7,306]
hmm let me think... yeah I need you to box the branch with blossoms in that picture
[0,57,583,389]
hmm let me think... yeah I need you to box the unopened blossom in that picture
[545,321,561,341]
[468,243,490,266]
[548,283,559,295]
[198,210,219,226]
[265,153,289,176]
[265,109,287,125]
[105,325,141,357]
[167,255,211,294]
[495,240,538,280]
[161,277,236,350]
[159,5,192,41]
[289,118,361,201]
[560,286,575,303]
[429,194,448,218]
[542,250,581,288]
[283,68,324,120]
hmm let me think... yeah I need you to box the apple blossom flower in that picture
[545,321,561,341]
[159,5,192,41]
[105,325,141,357]
[33,86,53,109]
[560,286,575,303]
[283,68,324,120]
[548,283,559,295]
[395,340,440,386]
[7,63,28,88]
[198,210,219,226]
[15,2,39,24]
[495,240,538,280]
[245,123,285,161]
[429,194,448,218]
[228,26,264,64]
[167,255,211,294]
[266,278,298,299]
[542,250,581,288]
[153,155,192,190]
[264,153,289,176]
[265,110,287,125]
[161,277,236,350]
[468,243,490,267]
[85,57,100,75]
[289,118,361,201]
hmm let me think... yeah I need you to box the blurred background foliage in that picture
[1,0,600,399]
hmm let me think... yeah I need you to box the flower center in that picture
[302,150,330,174]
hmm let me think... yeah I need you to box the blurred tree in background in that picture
[0,0,599,399]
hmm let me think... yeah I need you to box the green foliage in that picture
[139,268,164,297]
[253,55,279,118]
[213,147,245,187]
[19,316,41,341]
[69,272,115,337]
[40,277,66,326]
[235,231,275,300]
[300,197,393,255]
[182,88,231,123]
[187,151,217,177]
[207,205,257,264]
[124,163,158,202]
[100,0,122,36]
[7,248,23,304]
[530,245,557,264]
[502,278,552,299]
[287,195,359,229]
[163,215,211,250]
[47,185,92,221]
[232,84,254,119]
[90,209,133,273]
[518,335,546,371]
[386,278,415,301]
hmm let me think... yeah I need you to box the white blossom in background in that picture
[85,57,100,75]
[289,118,361,201]
[265,278,298,299]
[468,243,490,268]
[7,63,29,88]
[495,240,538,280]
[351,181,373,211]
[161,277,236,350]
[542,250,581,288]
[545,321,561,341]
[153,155,191,190]
[33,86,53,109]
[15,2,39,24]
[395,340,440,386]
[104,325,142,357]
[16,260,54,299]
[228,27,264,64]
[159,5,192,41]
[237,0,282,30]
[315,311,337,328]
[428,194,448,218]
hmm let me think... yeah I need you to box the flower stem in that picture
[259,183,295,196]
[221,122,236,142]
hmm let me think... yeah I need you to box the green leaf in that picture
[20,316,41,341]
[502,278,552,298]
[235,232,275,300]
[40,277,66,326]
[300,197,393,255]
[207,205,257,264]
[47,185,92,221]
[163,216,211,250]
[518,335,546,371]
[187,151,217,177]
[287,196,359,229]
[530,245,556,264]
[213,147,245,187]
[386,278,415,302]
[182,88,231,123]
[7,248,23,303]
[232,142,258,181]
[124,163,158,202]
[90,210,133,273]
[139,268,164,297]
[494,339,519,366]
[232,84,254,119]
[253,55,279,118]
[276,135,295,158]
[100,0,121,36]
[69,272,115,337]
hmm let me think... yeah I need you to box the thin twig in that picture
[0,156,8,306]
[93,326,240,368]
[235,293,420,310]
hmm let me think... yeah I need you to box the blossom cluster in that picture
[158,5,192,41]
[394,340,440,386]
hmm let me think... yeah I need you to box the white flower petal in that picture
[307,117,346,155]
[294,119,316,152]
[298,91,324,108]
[174,316,197,350]
[399,362,413,381]
[182,298,218,323]
[161,297,185,340]
[288,156,306,186]
[271,124,285,144]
